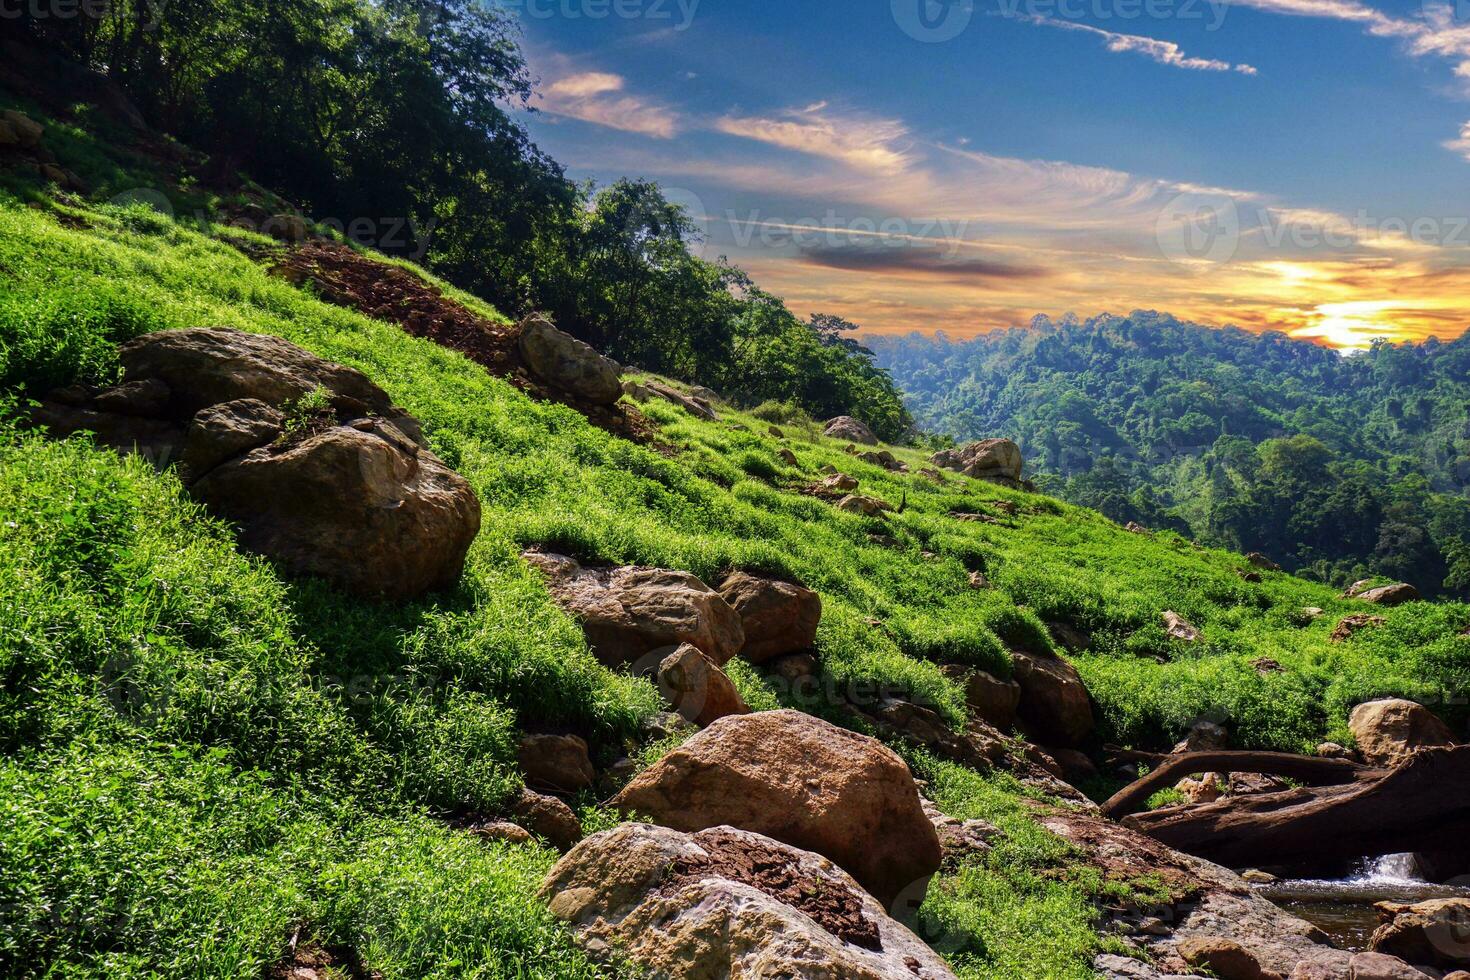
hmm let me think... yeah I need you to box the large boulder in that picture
[1010,651,1095,747]
[192,419,479,599]
[1371,898,1470,968]
[656,644,749,727]
[522,553,744,667]
[1344,581,1422,606]
[0,110,43,149]
[824,416,878,445]
[517,733,596,794]
[540,823,958,980]
[941,666,1021,731]
[1349,699,1456,768]
[36,330,479,600]
[717,570,821,663]
[613,710,940,906]
[117,327,406,420]
[930,438,1023,485]
[515,314,622,405]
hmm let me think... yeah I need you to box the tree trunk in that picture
[1100,749,1370,819]
[1121,747,1470,872]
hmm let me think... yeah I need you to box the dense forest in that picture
[0,0,912,440]
[870,312,1470,598]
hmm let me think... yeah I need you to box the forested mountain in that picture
[870,312,1470,598]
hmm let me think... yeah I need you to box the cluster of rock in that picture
[34,329,480,599]
[0,109,88,193]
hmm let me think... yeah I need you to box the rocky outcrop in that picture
[1348,699,1456,768]
[517,733,596,794]
[516,314,622,405]
[613,710,941,906]
[521,553,744,667]
[655,644,749,727]
[508,787,583,851]
[717,571,821,663]
[942,667,1021,731]
[1163,611,1203,643]
[1344,581,1421,606]
[824,416,878,445]
[930,438,1023,485]
[1332,614,1387,643]
[35,329,479,599]
[1010,651,1095,746]
[1371,898,1470,969]
[539,823,958,980]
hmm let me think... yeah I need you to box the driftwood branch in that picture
[1120,747,1470,872]
[1101,750,1371,820]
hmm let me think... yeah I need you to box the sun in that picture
[1287,301,1406,350]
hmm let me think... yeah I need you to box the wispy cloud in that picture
[1446,121,1470,161]
[715,104,915,176]
[539,71,680,138]
[1023,17,1259,74]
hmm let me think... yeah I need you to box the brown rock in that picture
[470,821,532,845]
[718,570,821,663]
[1348,699,1455,768]
[1177,936,1284,980]
[192,421,478,599]
[824,415,878,445]
[642,380,717,420]
[1333,614,1388,643]
[1011,651,1095,747]
[1349,951,1435,979]
[93,378,171,416]
[613,710,941,906]
[517,734,596,795]
[941,667,1021,730]
[821,472,859,492]
[968,571,992,590]
[515,314,622,405]
[1049,747,1099,784]
[1371,898,1470,968]
[1176,771,1225,805]
[836,494,884,515]
[118,328,405,421]
[1173,720,1229,754]
[1163,610,1204,643]
[1359,584,1421,606]
[777,448,798,466]
[1247,552,1282,571]
[1048,620,1092,653]
[523,554,744,667]
[1316,742,1356,760]
[179,398,283,478]
[656,644,749,727]
[540,823,958,980]
[1,110,43,148]
[930,438,1023,484]
[509,787,584,851]
[857,449,901,470]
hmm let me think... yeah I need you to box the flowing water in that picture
[1257,855,1470,951]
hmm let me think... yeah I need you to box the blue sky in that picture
[505,0,1470,347]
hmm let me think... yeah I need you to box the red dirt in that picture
[667,827,883,951]
[270,241,657,443]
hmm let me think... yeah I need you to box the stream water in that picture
[1257,855,1470,951]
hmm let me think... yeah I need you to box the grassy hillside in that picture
[3,191,1469,978]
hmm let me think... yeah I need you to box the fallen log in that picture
[1122,747,1470,872]
[1101,750,1372,820]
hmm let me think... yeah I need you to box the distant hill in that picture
[869,312,1470,598]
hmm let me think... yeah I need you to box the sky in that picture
[504,0,1470,349]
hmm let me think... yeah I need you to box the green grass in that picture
[2,186,1468,978]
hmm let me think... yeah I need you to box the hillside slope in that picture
[3,163,1470,977]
